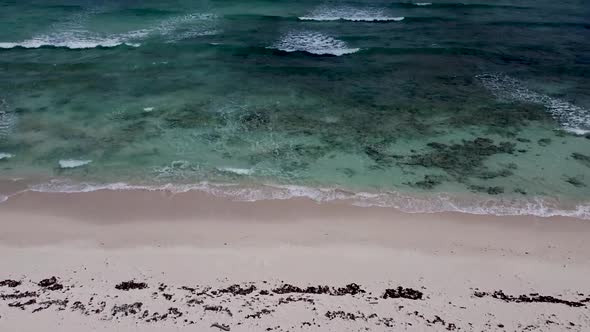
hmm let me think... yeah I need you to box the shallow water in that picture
[0,0,589,217]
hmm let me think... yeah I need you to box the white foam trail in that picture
[15,179,590,220]
[218,167,255,175]
[272,31,359,56]
[414,2,432,6]
[59,159,92,169]
[478,74,590,135]
[299,6,404,22]
[0,153,13,160]
[0,11,217,49]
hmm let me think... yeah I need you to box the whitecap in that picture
[299,6,404,22]
[0,11,218,49]
[218,167,254,175]
[271,31,359,56]
[143,107,155,112]
[414,2,432,6]
[59,159,92,169]
[0,153,13,160]
[477,74,590,135]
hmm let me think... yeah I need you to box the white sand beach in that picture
[0,190,589,331]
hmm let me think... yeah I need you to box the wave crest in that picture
[299,6,404,22]
[271,31,359,56]
[478,74,590,135]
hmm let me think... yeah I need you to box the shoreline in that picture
[1,190,590,331]
[1,177,589,220]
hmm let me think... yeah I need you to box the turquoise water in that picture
[0,0,589,217]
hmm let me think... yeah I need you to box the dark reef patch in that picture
[402,138,515,186]
[572,153,590,167]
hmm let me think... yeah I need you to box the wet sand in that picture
[0,189,589,331]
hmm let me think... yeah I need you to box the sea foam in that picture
[0,11,217,50]
[0,153,13,160]
[478,74,590,135]
[59,159,92,169]
[272,31,359,56]
[15,179,590,220]
[299,6,404,22]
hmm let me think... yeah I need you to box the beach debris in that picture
[473,290,588,307]
[0,280,21,288]
[211,322,231,331]
[38,277,63,291]
[115,281,148,291]
[382,287,423,300]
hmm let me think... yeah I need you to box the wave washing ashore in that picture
[0,0,589,219]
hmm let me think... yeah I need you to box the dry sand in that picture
[0,189,589,331]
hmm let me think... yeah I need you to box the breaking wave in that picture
[271,31,359,56]
[299,6,404,22]
[1,179,585,220]
[478,74,590,135]
[0,10,217,49]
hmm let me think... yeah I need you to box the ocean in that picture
[0,0,589,218]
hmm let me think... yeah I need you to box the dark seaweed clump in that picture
[0,279,21,288]
[473,290,588,308]
[115,281,148,291]
[382,287,423,300]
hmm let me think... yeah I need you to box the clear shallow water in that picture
[0,0,589,218]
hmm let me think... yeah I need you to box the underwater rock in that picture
[538,138,552,146]
[404,138,515,181]
[572,153,590,167]
[407,175,446,189]
[469,185,504,195]
[565,177,585,187]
